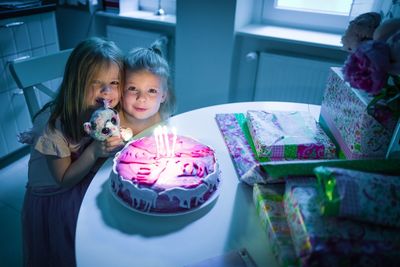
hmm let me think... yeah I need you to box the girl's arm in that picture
[47,136,123,188]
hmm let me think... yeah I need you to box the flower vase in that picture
[319,67,395,159]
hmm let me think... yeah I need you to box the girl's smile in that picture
[134,107,148,112]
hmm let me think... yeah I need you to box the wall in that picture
[174,0,236,113]
[56,1,236,114]
[229,35,348,103]
[54,0,359,112]
[56,7,95,50]
[234,0,261,28]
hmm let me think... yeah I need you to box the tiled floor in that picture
[0,154,29,267]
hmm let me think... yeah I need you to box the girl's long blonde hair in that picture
[44,37,124,143]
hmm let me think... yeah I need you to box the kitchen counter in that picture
[0,1,56,20]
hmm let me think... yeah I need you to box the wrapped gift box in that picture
[319,67,394,159]
[284,178,400,267]
[247,110,336,160]
[253,183,300,267]
[314,167,400,228]
[215,112,337,184]
[215,113,268,185]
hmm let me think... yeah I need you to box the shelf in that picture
[237,24,343,51]
[0,2,56,20]
[96,10,176,27]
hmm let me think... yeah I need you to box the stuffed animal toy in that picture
[83,101,133,142]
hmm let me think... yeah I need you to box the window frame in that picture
[261,0,374,33]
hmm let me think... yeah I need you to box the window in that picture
[138,0,176,15]
[275,0,352,14]
[261,0,379,33]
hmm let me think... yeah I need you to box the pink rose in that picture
[343,40,391,95]
[341,12,381,52]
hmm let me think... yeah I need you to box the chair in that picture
[9,49,72,121]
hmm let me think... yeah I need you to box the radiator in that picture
[253,52,341,105]
[106,25,168,57]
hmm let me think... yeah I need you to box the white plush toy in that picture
[83,101,133,142]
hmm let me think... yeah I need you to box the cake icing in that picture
[110,135,220,213]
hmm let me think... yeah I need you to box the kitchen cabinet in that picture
[0,11,59,159]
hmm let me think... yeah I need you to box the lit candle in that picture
[154,126,161,158]
[158,126,165,156]
[171,127,177,157]
[153,126,178,158]
[163,126,170,157]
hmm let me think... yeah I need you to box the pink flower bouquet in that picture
[341,13,400,130]
[343,40,390,95]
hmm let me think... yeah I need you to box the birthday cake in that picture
[110,133,220,214]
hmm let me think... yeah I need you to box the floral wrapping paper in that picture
[319,67,393,159]
[314,167,400,228]
[253,183,300,267]
[215,113,267,185]
[246,110,336,160]
[284,178,400,267]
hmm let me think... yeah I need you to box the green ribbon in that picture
[234,113,269,162]
[314,166,341,216]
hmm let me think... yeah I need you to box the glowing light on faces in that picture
[86,63,120,109]
[126,87,161,98]
[153,126,177,158]
[122,70,166,121]
[91,80,119,92]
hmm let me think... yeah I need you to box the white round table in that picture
[75,101,320,267]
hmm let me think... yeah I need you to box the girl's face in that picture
[86,63,121,109]
[122,70,166,120]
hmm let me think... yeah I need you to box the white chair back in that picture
[9,49,72,121]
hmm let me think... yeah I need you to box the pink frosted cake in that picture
[110,135,220,214]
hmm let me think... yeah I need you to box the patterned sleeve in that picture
[34,127,71,158]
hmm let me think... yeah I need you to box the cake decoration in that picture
[110,126,220,214]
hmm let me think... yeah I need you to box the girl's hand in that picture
[89,136,125,159]
[89,140,111,159]
[105,135,125,154]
